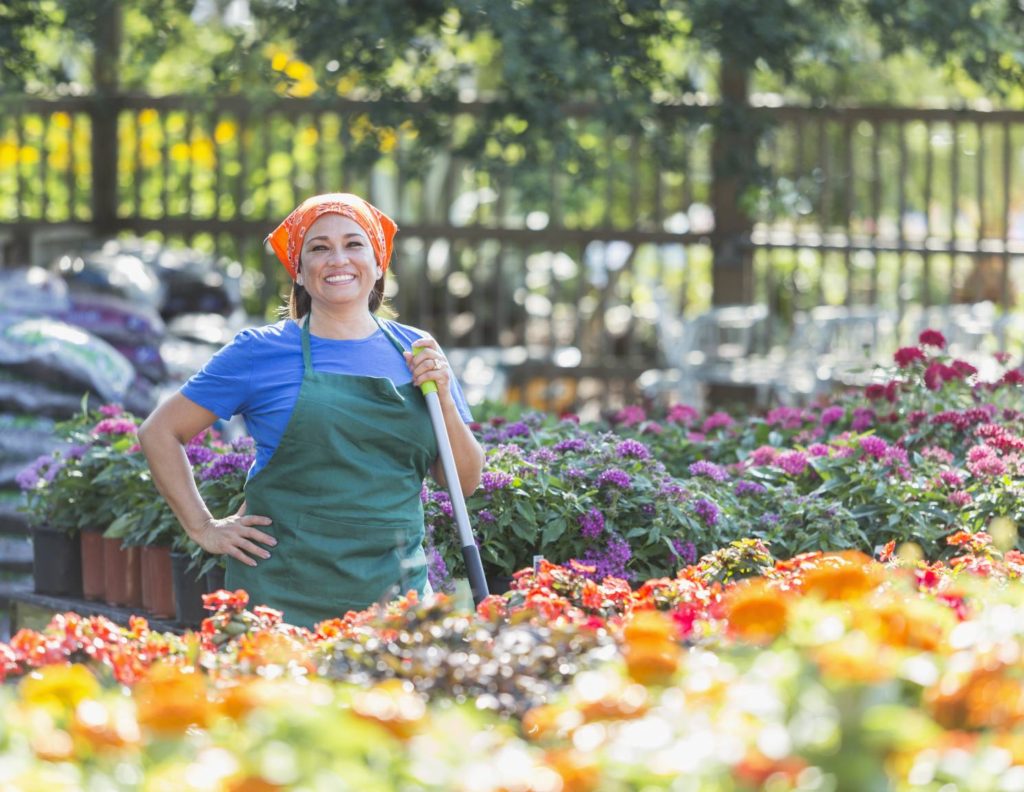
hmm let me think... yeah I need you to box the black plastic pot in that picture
[31,525,82,597]
[484,573,513,596]
[204,564,226,594]
[170,551,207,627]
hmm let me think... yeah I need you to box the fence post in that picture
[710,59,754,306]
[90,0,122,235]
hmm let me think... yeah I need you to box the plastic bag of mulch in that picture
[0,266,70,317]
[52,248,165,309]
[0,317,135,404]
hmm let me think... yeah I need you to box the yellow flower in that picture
[622,610,682,685]
[19,664,101,717]
[215,120,237,145]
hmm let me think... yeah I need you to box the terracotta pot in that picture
[31,525,82,597]
[140,544,176,619]
[104,539,143,609]
[80,526,106,601]
[171,551,208,627]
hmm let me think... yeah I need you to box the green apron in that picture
[225,314,438,628]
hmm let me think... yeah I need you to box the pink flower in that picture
[819,406,844,426]
[948,491,973,507]
[774,451,809,476]
[922,446,954,465]
[938,470,964,488]
[748,445,779,466]
[851,408,876,432]
[918,329,947,348]
[613,405,646,427]
[924,362,956,391]
[950,359,978,378]
[859,436,889,460]
[894,346,926,367]
[807,443,832,457]
[966,445,1007,478]
[701,411,735,433]
[98,404,125,417]
[666,404,698,425]
[93,418,138,436]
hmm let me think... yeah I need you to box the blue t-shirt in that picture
[181,318,473,478]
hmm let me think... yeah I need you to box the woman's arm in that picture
[404,339,484,497]
[138,393,276,567]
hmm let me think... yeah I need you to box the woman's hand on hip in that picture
[189,501,276,567]
[404,337,452,399]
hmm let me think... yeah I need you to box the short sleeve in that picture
[180,330,256,420]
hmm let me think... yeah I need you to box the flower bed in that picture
[426,330,1024,584]
[1,539,1023,789]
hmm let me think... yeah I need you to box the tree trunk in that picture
[710,59,753,306]
[90,0,122,235]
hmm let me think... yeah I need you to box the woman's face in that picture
[298,213,380,314]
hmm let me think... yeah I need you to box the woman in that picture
[139,193,484,627]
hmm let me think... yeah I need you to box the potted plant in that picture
[16,450,82,597]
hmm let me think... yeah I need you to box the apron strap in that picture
[300,312,314,374]
[372,315,416,357]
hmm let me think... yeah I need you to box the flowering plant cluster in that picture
[2,537,1024,789]
[424,416,731,586]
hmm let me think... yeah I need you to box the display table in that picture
[4,581,185,636]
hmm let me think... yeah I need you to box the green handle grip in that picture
[412,347,438,395]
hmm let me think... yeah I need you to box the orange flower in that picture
[236,631,310,671]
[545,749,601,792]
[926,663,1024,730]
[70,699,141,753]
[813,637,895,685]
[134,663,217,735]
[721,579,789,643]
[622,611,682,685]
[800,551,882,601]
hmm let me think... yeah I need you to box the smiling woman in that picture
[138,193,484,627]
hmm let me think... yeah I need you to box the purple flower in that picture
[734,480,766,496]
[578,508,605,539]
[426,546,449,592]
[575,536,632,580]
[198,452,254,481]
[748,446,779,466]
[16,455,52,491]
[761,512,781,527]
[615,439,651,460]
[565,467,586,480]
[659,481,686,500]
[187,445,218,466]
[67,444,89,460]
[688,460,729,482]
[613,405,647,427]
[851,408,876,432]
[774,451,809,476]
[554,438,587,453]
[807,443,831,457]
[500,421,530,439]
[671,539,697,565]
[431,491,454,518]
[597,468,631,489]
[232,436,256,452]
[420,485,430,504]
[98,404,124,417]
[766,407,807,429]
[693,497,720,526]
[478,509,496,523]
[666,404,698,425]
[859,436,889,460]
[527,448,557,465]
[819,406,845,426]
[481,471,515,492]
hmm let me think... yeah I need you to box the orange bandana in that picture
[265,193,398,281]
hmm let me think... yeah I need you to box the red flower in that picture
[1001,370,1024,386]
[202,588,250,612]
[950,359,977,378]
[894,346,926,367]
[918,329,947,348]
[878,540,896,562]
[865,383,886,400]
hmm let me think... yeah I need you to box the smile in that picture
[324,273,356,284]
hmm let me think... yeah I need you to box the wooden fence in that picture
[1,94,1022,409]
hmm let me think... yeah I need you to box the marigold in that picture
[134,663,217,734]
[927,663,1024,731]
[722,579,789,643]
[544,748,601,792]
[800,551,882,601]
[19,664,101,716]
